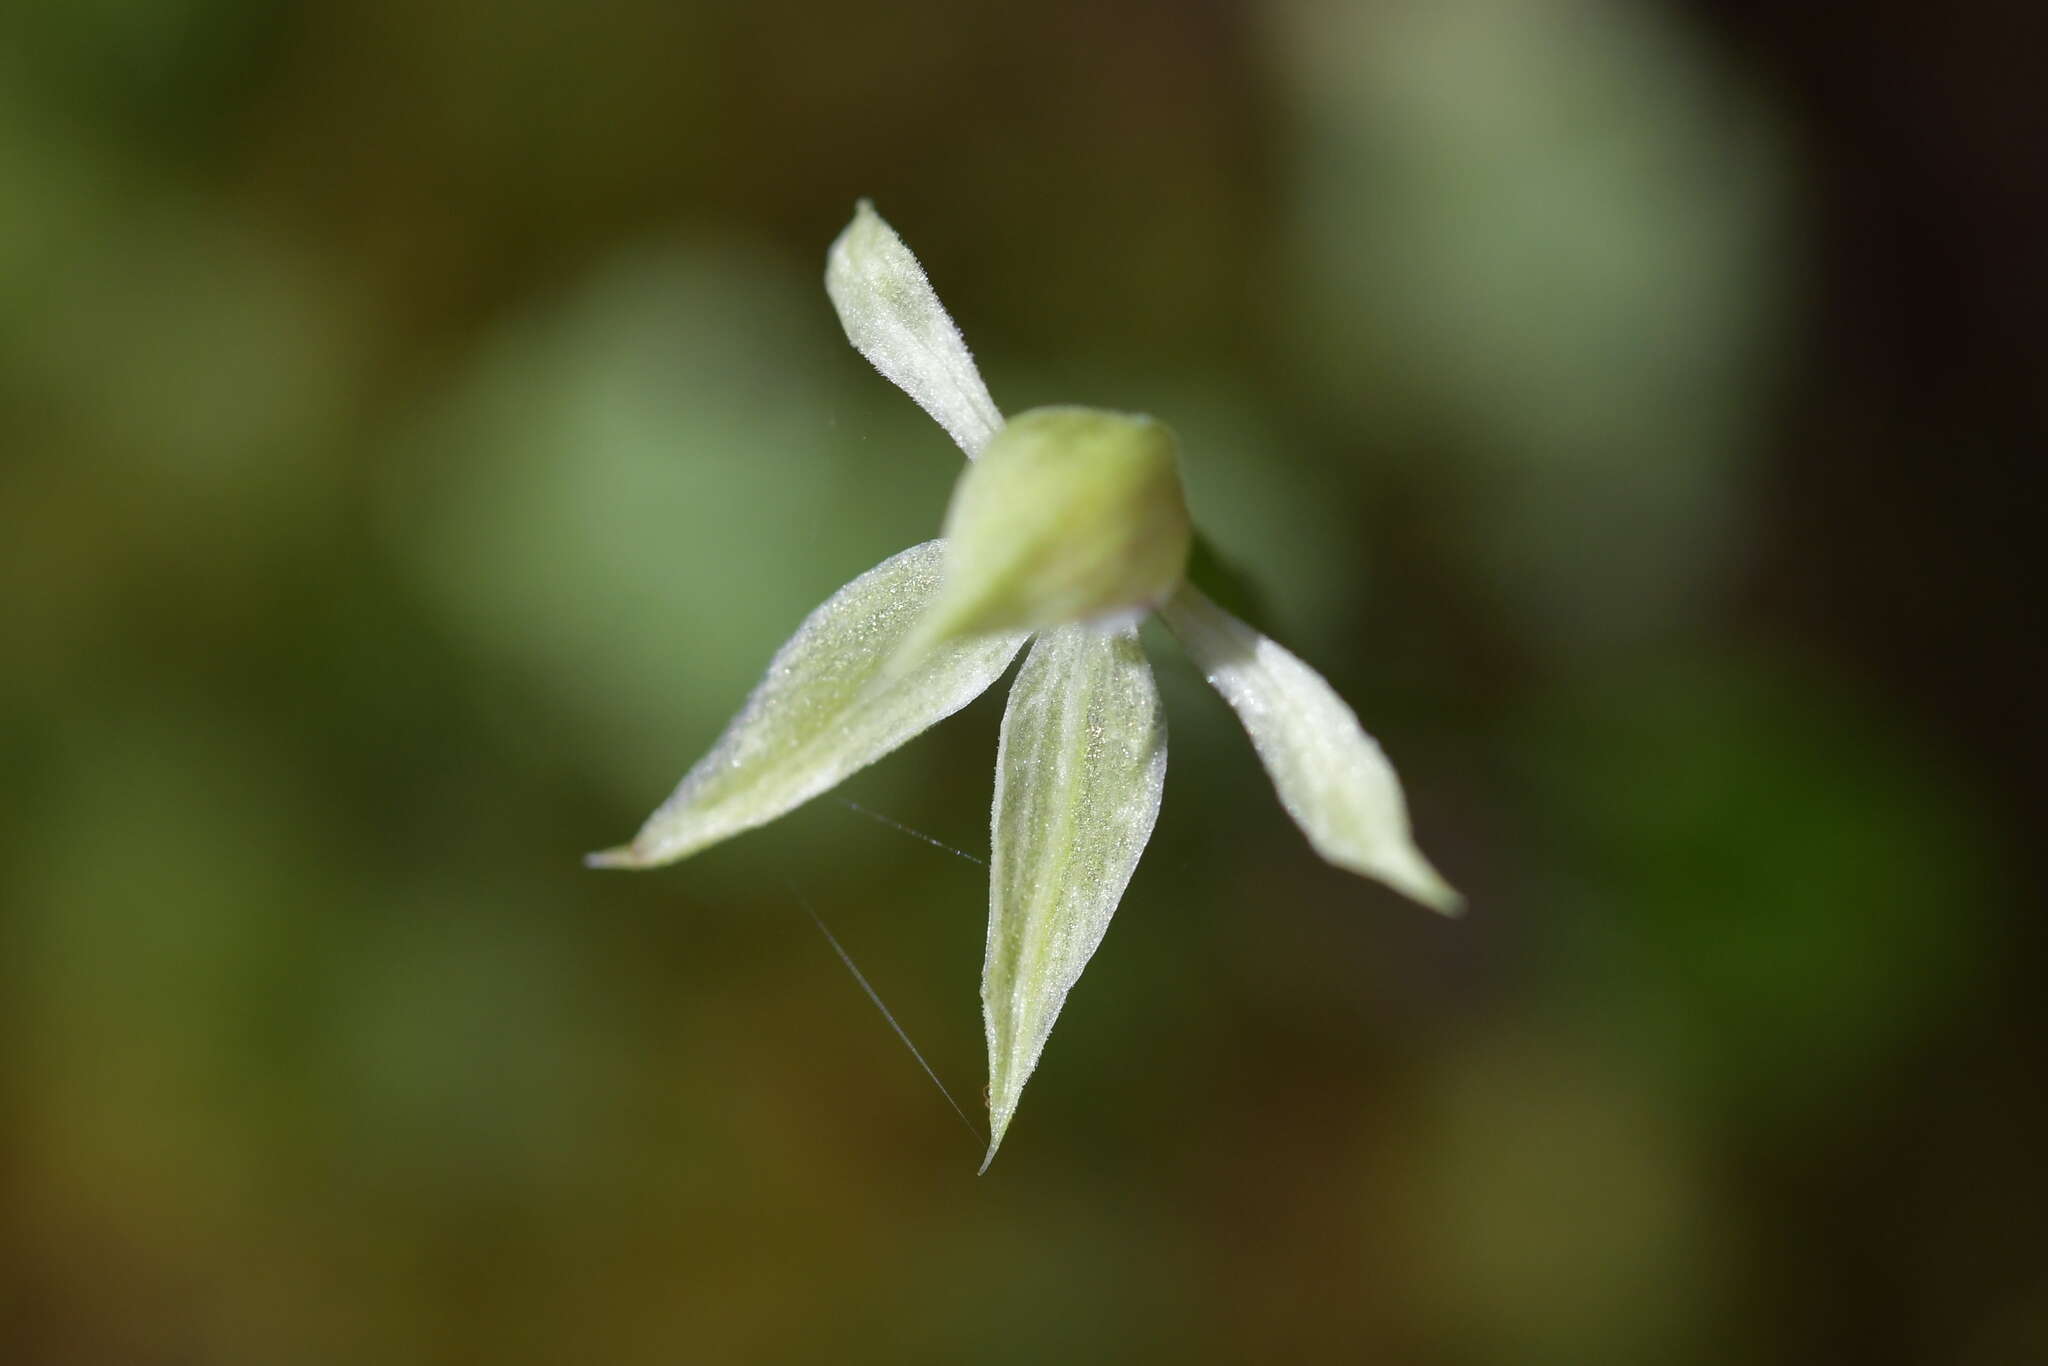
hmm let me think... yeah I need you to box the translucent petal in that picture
[982,625,1166,1170]
[589,541,1027,869]
[1160,585,1462,913]
[826,200,1005,458]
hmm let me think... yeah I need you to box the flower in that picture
[590,201,1460,1170]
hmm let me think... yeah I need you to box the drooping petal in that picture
[589,541,1027,869]
[982,625,1166,1170]
[826,200,1005,459]
[1159,584,1462,914]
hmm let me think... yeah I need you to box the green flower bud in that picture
[907,406,1192,652]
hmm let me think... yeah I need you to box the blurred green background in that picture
[4,0,2042,1361]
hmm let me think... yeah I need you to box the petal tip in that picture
[1390,852,1466,917]
[1330,847,1465,917]
[978,1109,1014,1175]
[584,844,642,870]
[1420,880,1468,918]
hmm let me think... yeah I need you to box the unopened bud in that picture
[906,406,1193,652]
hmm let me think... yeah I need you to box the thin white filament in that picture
[833,796,987,867]
[790,884,983,1145]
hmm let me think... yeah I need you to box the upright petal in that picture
[590,541,1027,869]
[1160,584,1462,914]
[982,625,1166,1170]
[826,200,1005,458]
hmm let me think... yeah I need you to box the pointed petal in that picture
[982,625,1166,1170]
[590,541,1027,869]
[826,200,1005,458]
[1160,585,1462,914]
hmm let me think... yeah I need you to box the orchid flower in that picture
[590,201,1460,1169]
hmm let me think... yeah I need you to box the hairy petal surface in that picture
[826,200,1004,458]
[982,625,1166,1170]
[1160,584,1462,913]
[589,541,1027,869]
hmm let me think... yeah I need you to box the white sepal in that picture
[826,200,1005,458]
[1160,584,1461,913]
[590,540,1027,869]
[982,624,1166,1170]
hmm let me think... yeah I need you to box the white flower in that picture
[591,201,1460,1169]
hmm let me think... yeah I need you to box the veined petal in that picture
[826,200,1005,458]
[1160,584,1462,914]
[589,541,1027,869]
[982,625,1166,1171]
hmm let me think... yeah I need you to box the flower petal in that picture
[826,200,1005,459]
[982,625,1166,1170]
[1159,585,1462,913]
[589,541,1027,869]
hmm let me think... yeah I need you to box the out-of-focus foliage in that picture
[2,0,2038,1362]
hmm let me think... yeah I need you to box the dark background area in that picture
[2,0,2041,1361]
